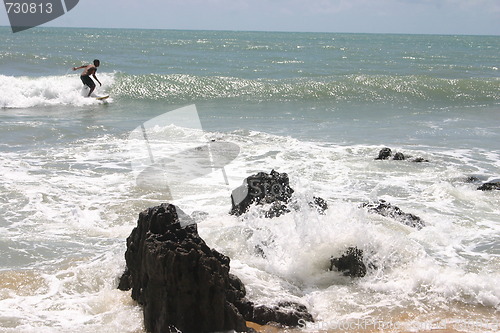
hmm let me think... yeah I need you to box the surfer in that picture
[73,59,102,97]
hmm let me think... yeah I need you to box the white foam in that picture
[1,125,499,332]
[0,73,115,108]
[196,130,500,329]
[0,250,144,333]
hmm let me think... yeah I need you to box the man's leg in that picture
[81,75,96,97]
[87,82,96,97]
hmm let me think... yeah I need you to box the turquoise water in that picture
[2,28,499,147]
[0,27,499,332]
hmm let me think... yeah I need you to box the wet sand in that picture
[248,321,463,333]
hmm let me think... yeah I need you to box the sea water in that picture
[0,27,499,332]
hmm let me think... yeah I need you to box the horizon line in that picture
[1,25,499,38]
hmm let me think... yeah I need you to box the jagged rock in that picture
[118,203,314,332]
[362,200,425,229]
[477,182,500,191]
[226,275,314,327]
[264,202,291,218]
[118,204,248,333]
[393,152,405,160]
[375,147,393,160]
[230,170,294,217]
[310,196,328,214]
[330,247,367,278]
[465,176,482,183]
[235,300,314,327]
[230,170,327,218]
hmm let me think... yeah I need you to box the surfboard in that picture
[95,95,109,100]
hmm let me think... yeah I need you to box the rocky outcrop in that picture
[230,170,327,217]
[330,247,367,278]
[477,181,500,191]
[118,204,247,333]
[362,200,425,229]
[237,301,314,327]
[309,196,328,215]
[464,176,482,183]
[375,147,393,160]
[118,203,313,332]
[375,147,429,162]
[461,176,500,191]
[230,170,294,217]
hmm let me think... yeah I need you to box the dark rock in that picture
[393,152,406,160]
[117,267,132,291]
[411,157,429,163]
[375,147,392,160]
[254,244,266,257]
[362,200,425,229]
[226,273,247,304]
[375,147,428,162]
[226,275,315,328]
[118,204,247,333]
[464,176,482,183]
[230,170,294,217]
[236,300,314,327]
[330,247,367,278]
[264,202,291,218]
[230,170,328,218]
[310,196,328,214]
[477,182,500,191]
[119,203,314,332]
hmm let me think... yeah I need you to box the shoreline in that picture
[248,321,466,333]
[247,305,499,333]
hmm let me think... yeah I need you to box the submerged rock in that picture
[118,203,314,332]
[464,176,482,183]
[362,200,425,229]
[374,147,429,162]
[375,147,393,160]
[411,157,429,163]
[477,181,500,191]
[393,152,406,160]
[310,196,328,215]
[330,247,367,278]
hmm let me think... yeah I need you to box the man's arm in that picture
[72,65,86,71]
[93,74,102,86]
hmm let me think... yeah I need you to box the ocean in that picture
[0,27,499,332]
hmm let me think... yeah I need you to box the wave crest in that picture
[0,73,114,108]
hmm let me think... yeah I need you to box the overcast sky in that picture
[1,0,499,35]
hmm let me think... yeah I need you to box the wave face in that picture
[5,72,498,108]
[111,72,499,106]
